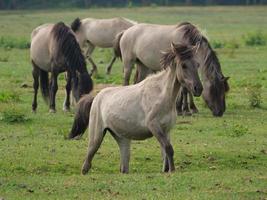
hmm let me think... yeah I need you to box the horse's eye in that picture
[182,64,187,69]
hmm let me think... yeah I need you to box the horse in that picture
[68,43,203,174]
[30,22,93,113]
[70,17,137,75]
[114,22,229,117]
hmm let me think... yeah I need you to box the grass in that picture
[0,6,267,200]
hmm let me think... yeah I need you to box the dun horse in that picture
[71,17,137,74]
[69,43,203,174]
[114,22,229,116]
[30,22,93,113]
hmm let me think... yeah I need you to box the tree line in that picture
[0,0,266,9]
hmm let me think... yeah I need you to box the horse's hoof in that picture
[32,109,37,113]
[81,167,89,175]
[49,109,56,113]
[183,111,192,116]
[191,108,198,114]
[81,162,91,175]
[177,111,183,116]
[63,107,70,112]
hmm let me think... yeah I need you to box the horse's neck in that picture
[198,42,222,82]
[157,67,180,106]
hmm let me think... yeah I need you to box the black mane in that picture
[71,18,81,32]
[51,22,86,73]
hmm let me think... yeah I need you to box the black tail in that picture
[113,31,124,60]
[68,94,94,139]
[71,18,81,32]
[39,69,49,104]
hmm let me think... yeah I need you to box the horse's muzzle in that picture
[192,84,203,97]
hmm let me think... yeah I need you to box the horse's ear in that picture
[172,43,192,61]
[160,49,176,69]
[224,76,230,81]
[222,76,230,92]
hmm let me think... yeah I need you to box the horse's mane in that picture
[178,22,224,79]
[71,18,82,32]
[160,43,193,69]
[51,22,87,73]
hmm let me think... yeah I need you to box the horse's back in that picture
[30,24,54,71]
[120,23,178,70]
[83,17,135,47]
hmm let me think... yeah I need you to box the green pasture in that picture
[0,6,266,199]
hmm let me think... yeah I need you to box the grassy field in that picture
[0,6,267,199]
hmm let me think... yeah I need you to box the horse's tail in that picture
[39,69,50,104]
[71,18,81,32]
[68,94,94,139]
[113,31,124,60]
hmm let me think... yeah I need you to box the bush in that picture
[211,40,225,49]
[0,36,30,49]
[246,83,262,108]
[243,31,266,46]
[0,107,30,123]
[225,39,239,49]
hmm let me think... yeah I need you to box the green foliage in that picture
[230,124,250,137]
[0,36,30,49]
[212,40,225,49]
[1,107,30,123]
[0,55,9,62]
[225,39,239,49]
[246,83,262,108]
[0,91,20,103]
[0,7,267,200]
[243,31,266,46]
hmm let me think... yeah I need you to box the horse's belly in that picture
[87,30,116,48]
[109,121,152,140]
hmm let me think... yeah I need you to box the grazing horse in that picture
[69,43,203,174]
[114,22,229,116]
[71,17,137,74]
[30,22,93,113]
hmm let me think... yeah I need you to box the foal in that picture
[71,43,202,174]
[30,22,93,112]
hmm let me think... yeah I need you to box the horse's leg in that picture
[189,92,198,113]
[182,87,191,116]
[106,54,116,75]
[161,134,171,172]
[134,63,152,84]
[49,71,58,113]
[111,133,131,173]
[123,59,135,86]
[81,124,105,175]
[63,71,71,112]
[31,63,39,112]
[148,121,175,172]
[85,43,97,75]
[176,87,183,115]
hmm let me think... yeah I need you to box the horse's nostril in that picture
[193,85,203,95]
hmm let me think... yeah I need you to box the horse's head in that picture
[161,43,203,97]
[202,76,229,117]
[197,42,230,117]
[72,71,93,102]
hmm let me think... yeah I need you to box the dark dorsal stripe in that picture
[51,22,87,74]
